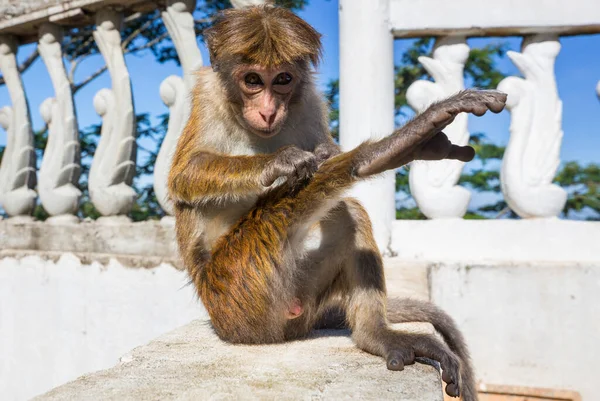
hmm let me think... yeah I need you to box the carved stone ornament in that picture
[498,34,567,218]
[230,0,267,7]
[406,36,471,219]
[154,0,202,216]
[0,35,37,217]
[38,23,81,221]
[89,9,137,217]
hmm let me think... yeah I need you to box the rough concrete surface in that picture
[35,319,444,401]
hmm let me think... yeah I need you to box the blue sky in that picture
[1,0,599,169]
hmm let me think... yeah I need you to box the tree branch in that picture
[494,206,512,219]
[121,12,161,50]
[124,12,144,24]
[125,32,169,54]
[73,65,108,94]
[0,47,40,86]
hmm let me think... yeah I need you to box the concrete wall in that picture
[2,219,599,400]
[0,253,205,401]
[430,262,599,401]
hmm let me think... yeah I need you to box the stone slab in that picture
[35,319,444,401]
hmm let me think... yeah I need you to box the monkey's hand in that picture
[314,142,341,165]
[260,145,318,187]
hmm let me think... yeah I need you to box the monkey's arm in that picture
[168,146,318,204]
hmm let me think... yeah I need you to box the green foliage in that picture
[324,79,339,141]
[394,166,426,220]
[464,44,509,89]
[555,162,600,220]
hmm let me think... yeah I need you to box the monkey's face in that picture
[234,64,298,138]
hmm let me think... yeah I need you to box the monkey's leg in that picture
[284,198,470,399]
[276,90,507,230]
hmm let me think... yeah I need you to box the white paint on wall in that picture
[0,253,206,401]
[430,262,600,401]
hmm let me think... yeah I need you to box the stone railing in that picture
[0,0,599,241]
[0,0,205,225]
[339,0,600,251]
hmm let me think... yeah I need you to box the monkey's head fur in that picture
[205,4,323,138]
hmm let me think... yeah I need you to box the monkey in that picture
[168,5,506,400]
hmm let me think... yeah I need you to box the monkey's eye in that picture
[273,73,293,86]
[244,73,263,88]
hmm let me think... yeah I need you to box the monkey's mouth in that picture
[251,126,282,138]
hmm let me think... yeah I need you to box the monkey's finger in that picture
[447,145,475,162]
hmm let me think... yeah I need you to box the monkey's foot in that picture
[356,89,507,177]
[384,332,461,398]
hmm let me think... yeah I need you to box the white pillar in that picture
[498,34,567,218]
[38,23,81,223]
[339,0,395,254]
[154,0,202,218]
[89,9,137,221]
[406,36,471,219]
[0,35,37,219]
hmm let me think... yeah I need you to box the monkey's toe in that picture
[441,359,461,397]
[385,348,415,371]
[386,352,405,371]
[445,382,460,398]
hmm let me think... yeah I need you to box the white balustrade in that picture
[406,36,471,219]
[0,35,37,218]
[89,9,137,220]
[498,34,567,218]
[37,23,81,223]
[0,2,597,227]
[154,0,202,217]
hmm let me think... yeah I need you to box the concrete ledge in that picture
[35,319,444,401]
[4,219,599,268]
[391,219,600,264]
[0,219,178,264]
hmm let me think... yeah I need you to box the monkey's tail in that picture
[387,297,478,401]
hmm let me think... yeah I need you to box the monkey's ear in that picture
[203,22,221,71]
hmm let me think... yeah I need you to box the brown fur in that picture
[168,5,507,400]
[205,5,322,69]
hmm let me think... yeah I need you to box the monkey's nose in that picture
[259,111,277,126]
